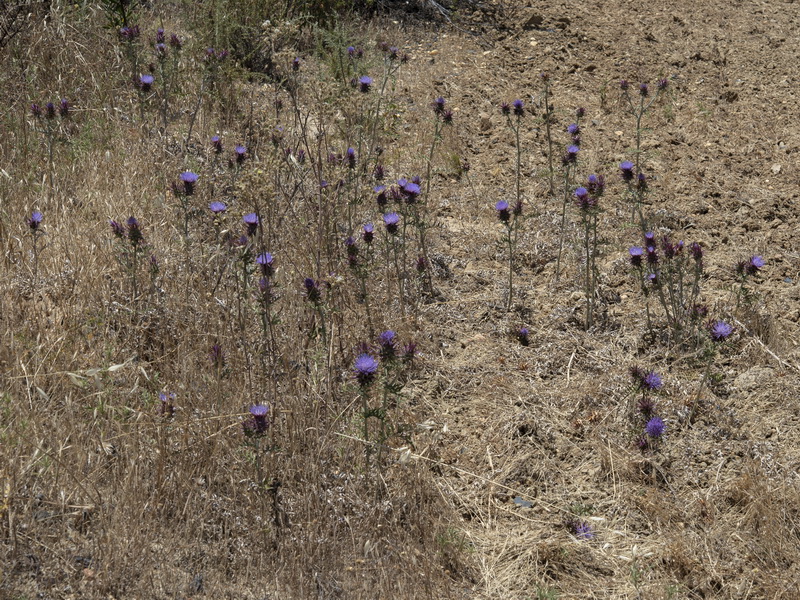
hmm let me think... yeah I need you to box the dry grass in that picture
[3,0,800,598]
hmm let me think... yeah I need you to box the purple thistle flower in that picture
[574,521,594,540]
[383,212,400,234]
[378,330,397,360]
[358,75,372,93]
[234,145,247,164]
[629,246,644,267]
[375,185,388,208]
[657,78,669,91]
[574,187,593,211]
[518,327,530,346]
[139,74,154,92]
[303,277,321,303]
[169,33,182,49]
[416,255,427,272]
[45,102,56,119]
[746,255,765,276]
[643,231,656,249]
[402,342,417,363]
[243,404,270,437]
[576,106,586,118]
[709,320,733,342]
[256,252,274,277]
[432,96,446,115]
[159,392,175,418]
[620,161,635,182]
[27,211,43,231]
[495,200,511,223]
[346,147,356,168]
[563,145,579,165]
[155,42,167,57]
[211,135,223,154]
[647,271,658,286]
[512,99,524,116]
[31,103,42,118]
[291,57,301,71]
[155,27,165,44]
[646,246,659,266]
[642,371,663,391]
[636,172,648,191]
[567,123,580,136]
[362,222,374,244]
[243,212,259,236]
[180,171,199,195]
[126,216,143,246]
[58,98,70,118]
[586,174,605,196]
[500,102,510,116]
[353,353,379,386]
[690,242,703,263]
[209,201,227,214]
[620,79,629,90]
[645,416,665,438]
[109,219,126,238]
[639,82,649,97]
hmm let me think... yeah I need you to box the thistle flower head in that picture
[378,330,397,360]
[291,57,301,71]
[139,74,154,92]
[576,106,586,118]
[495,200,510,223]
[709,320,733,342]
[303,277,321,303]
[209,343,225,369]
[574,521,594,540]
[346,147,356,168]
[567,123,580,136]
[126,216,143,246]
[45,102,56,119]
[401,180,421,203]
[639,82,649,97]
[690,242,703,263]
[155,42,167,57]
[642,371,663,391]
[620,161,635,182]
[31,103,42,118]
[109,219,126,238]
[180,171,199,195]
[629,246,644,267]
[657,77,669,91]
[358,75,372,93]
[256,252,274,277]
[211,135,223,154]
[574,187,594,211]
[353,353,379,386]
[234,145,247,164]
[563,145,580,165]
[432,96,446,115]
[383,212,400,234]
[362,222,374,243]
[159,392,175,418]
[243,212,259,236]
[243,404,270,437]
[58,98,69,118]
[169,33,182,49]
[645,416,665,438]
[518,327,530,346]
[620,79,629,90]
[375,185,388,208]
[741,255,765,276]
[512,99,524,116]
[209,201,227,214]
[27,211,43,231]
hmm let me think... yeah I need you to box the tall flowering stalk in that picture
[26,211,44,294]
[734,255,766,310]
[619,78,669,230]
[555,122,582,281]
[690,320,734,422]
[354,352,379,468]
[501,99,527,217]
[495,199,523,311]
[575,174,604,329]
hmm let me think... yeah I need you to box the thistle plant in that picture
[574,174,604,329]
[382,211,405,316]
[494,198,522,310]
[555,127,582,281]
[629,232,705,345]
[500,98,527,216]
[242,403,270,485]
[689,319,734,422]
[733,255,766,310]
[619,78,669,229]
[172,171,199,238]
[303,276,328,348]
[345,231,375,336]
[30,99,70,201]
[353,351,379,467]
[255,252,278,358]
[539,72,556,198]
[110,216,146,315]
[26,211,44,293]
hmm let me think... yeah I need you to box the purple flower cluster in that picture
[243,404,270,437]
[110,216,144,247]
